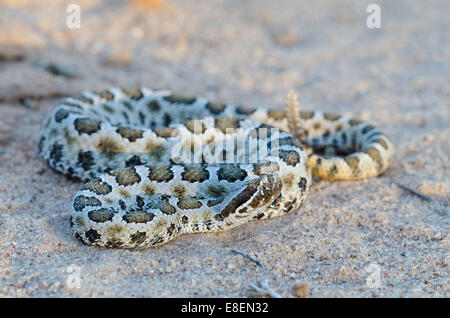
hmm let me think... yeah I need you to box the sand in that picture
[0,0,448,297]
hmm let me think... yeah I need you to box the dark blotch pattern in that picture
[77,150,94,170]
[130,231,147,245]
[123,211,155,224]
[185,119,206,134]
[328,164,338,177]
[105,238,124,248]
[344,156,360,176]
[38,136,45,153]
[283,198,298,213]
[362,125,376,135]
[119,200,127,210]
[147,100,161,112]
[138,111,146,125]
[75,95,94,104]
[158,196,176,215]
[154,127,176,138]
[278,150,301,166]
[147,165,174,182]
[349,119,362,126]
[88,208,116,223]
[74,118,100,135]
[97,90,115,101]
[102,104,115,113]
[123,88,143,100]
[214,117,240,134]
[164,94,196,104]
[217,165,247,182]
[74,233,84,244]
[136,195,145,208]
[122,111,130,124]
[268,110,285,120]
[163,113,171,126]
[206,102,226,114]
[375,138,389,150]
[167,223,176,236]
[255,212,265,220]
[298,177,307,192]
[123,101,134,111]
[300,111,314,120]
[54,108,70,122]
[365,147,384,172]
[324,113,341,121]
[50,143,63,162]
[73,195,102,212]
[206,184,228,198]
[236,106,256,115]
[125,155,143,167]
[85,229,101,243]
[116,127,144,142]
[177,197,203,210]
[112,167,142,186]
[81,177,112,195]
[182,165,209,183]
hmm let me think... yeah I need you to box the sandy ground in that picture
[0,0,448,297]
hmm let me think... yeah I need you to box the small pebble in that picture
[292,282,309,297]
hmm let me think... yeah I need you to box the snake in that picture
[37,87,394,248]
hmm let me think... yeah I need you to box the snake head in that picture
[218,173,282,224]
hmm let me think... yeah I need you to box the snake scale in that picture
[38,87,394,248]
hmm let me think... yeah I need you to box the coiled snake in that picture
[38,88,394,248]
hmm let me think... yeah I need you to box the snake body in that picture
[38,87,394,248]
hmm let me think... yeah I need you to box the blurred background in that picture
[0,0,448,109]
